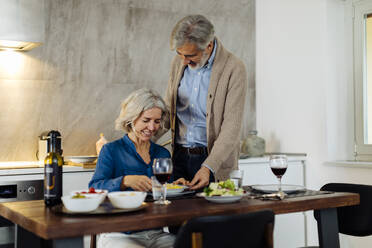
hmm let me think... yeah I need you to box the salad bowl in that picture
[108,191,147,209]
[61,195,101,213]
[200,179,245,203]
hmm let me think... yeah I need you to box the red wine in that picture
[155,173,171,184]
[271,167,287,177]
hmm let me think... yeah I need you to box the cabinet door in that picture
[239,161,304,186]
[239,160,306,248]
[63,172,94,195]
[275,213,306,248]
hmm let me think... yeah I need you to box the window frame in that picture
[354,0,372,160]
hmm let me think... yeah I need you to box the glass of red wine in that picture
[269,155,288,195]
[152,158,173,205]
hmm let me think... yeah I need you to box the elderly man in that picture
[165,14,248,190]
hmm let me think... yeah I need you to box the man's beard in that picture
[188,51,210,70]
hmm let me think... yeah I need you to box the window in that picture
[354,0,372,160]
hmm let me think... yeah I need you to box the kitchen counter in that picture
[239,153,307,164]
[0,165,95,176]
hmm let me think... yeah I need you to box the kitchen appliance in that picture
[0,180,44,248]
[37,130,63,164]
[0,180,43,203]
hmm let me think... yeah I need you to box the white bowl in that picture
[108,191,147,209]
[65,156,97,163]
[70,189,108,203]
[61,195,101,213]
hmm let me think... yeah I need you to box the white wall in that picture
[257,0,372,247]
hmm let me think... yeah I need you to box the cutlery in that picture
[248,191,287,200]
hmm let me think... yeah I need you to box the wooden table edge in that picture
[0,192,360,240]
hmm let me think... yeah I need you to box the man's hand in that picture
[188,166,210,190]
[174,178,189,185]
[121,175,152,192]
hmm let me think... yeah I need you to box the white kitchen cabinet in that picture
[0,166,95,196]
[0,166,95,247]
[239,155,306,248]
[63,169,95,194]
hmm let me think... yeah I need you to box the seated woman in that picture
[89,88,175,248]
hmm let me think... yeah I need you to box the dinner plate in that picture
[51,202,148,215]
[250,184,306,194]
[166,185,189,196]
[167,190,194,197]
[65,156,98,163]
[148,190,195,200]
[197,193,243,203]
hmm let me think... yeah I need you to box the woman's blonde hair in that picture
[115,88,169,133]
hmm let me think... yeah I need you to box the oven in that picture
[0,180,44,248]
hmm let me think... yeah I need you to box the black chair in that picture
[304,183,372,247]
[173,209,275,248]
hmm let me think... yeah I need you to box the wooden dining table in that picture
[0,191,359,248]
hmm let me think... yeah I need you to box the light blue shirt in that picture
[176,40,217,147]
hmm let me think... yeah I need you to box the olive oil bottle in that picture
[44,130,63,207]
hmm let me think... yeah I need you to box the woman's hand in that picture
[121,175,152,191]
[174,178,189,186]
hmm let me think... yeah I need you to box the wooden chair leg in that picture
[191,232,202,248]
[264,223,274,248]
[90,234,96,248]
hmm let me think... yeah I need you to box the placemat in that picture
[243,185,333,199]
[281,189,333,198]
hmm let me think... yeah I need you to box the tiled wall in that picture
[0,0,255,161]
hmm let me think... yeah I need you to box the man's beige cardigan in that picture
[164,39,248,181]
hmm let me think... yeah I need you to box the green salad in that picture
[203,179,244,196]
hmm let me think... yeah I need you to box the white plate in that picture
[148,190,194,199]
[197,193,243,203]
[65,156,97,163]
[251,184,306,194]
[166,185,188,196]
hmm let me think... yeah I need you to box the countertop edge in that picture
[0,166,95,176]
[325,160,372,169]
[239,155,307,164]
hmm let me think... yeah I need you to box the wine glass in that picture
[269,155,288,195]
[152,158,173,205]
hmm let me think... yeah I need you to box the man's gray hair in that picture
[170,14,215,51]
[115,88,169,133]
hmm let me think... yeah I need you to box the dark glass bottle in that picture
[44,131,63,207]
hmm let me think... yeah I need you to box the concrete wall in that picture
[0,0,255,161]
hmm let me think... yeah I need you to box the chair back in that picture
[316,183,372,236]
[173,209,274,248]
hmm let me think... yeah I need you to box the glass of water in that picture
[151,176,162,201]
[229,170,244,188]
